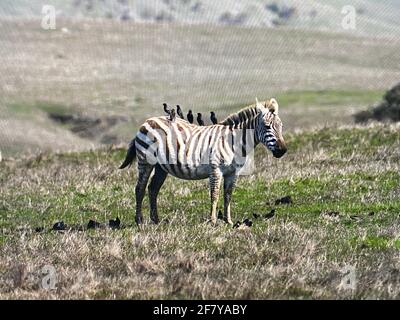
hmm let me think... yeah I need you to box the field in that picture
[1,19,400,156]
[1,123,399,299]
[1,17,400,299]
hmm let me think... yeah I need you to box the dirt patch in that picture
[48,112,128,143]
[355,82,400,122]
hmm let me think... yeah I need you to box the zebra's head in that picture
[256,98,287,158]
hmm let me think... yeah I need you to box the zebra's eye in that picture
[266,125,271,129]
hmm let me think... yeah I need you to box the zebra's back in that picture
[134,116,235,179]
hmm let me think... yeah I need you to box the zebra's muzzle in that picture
[272,147,287,158]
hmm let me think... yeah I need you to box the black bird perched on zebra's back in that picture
[169,109,176,122]
[163,102,175,121]
[163,103,170,114]
[176,105,184,119]
[163,103,171,116]
[197,113,204,126]
[187,110,194,124]
[210,111,218,124]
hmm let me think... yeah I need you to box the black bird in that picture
[87,219,103,230]
[264,209,276,220]
[176,105,184,119]
[210,111,218,124]
[163,102,171,116]
[169,108,176,122]
[233,218,253,229]
[35,226,44,233]
[275,195,292,205]
[233,221,241,228]
[109,217,121,229]
[242,218,253,227]
[52,221,66,231]
[197,113,204,126]
[253,213,260,219]
[187,110,194,124]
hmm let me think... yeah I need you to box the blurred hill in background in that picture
[1,0,400,36]
[1,1,400,157]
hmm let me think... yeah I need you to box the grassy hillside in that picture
[1,18,399,157]
[1,124,399,299]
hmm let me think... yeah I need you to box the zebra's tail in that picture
[119,138,137,169]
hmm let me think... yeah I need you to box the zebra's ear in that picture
[255,97,264,110]
[268,98,279,114]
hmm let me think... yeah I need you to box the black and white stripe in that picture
[120,98,287,225]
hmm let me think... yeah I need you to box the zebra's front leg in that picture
[223,174,237,225]
[209,168,223,224]
[148,165,168,224]
[135,163,154,225]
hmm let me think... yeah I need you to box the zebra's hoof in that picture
[135,216,143,226]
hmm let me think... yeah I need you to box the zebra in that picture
[119,98,287,225]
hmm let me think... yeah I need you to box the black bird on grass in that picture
[87,219,103,229]
[187,110,194,124]
[233,218,253,229]
[197,113,204,126]
[275,195,292,205]
[264,209,276,219]
[109,217,121,229]
[176,105,184,119]
[233,221,241,228]
[243,218,253,227]
[52,221,66,231]
[210,111,218,124]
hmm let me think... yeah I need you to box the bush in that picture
[354,82,400,122]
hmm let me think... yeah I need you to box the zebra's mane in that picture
[220,103,261,126]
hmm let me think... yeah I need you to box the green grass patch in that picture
[34,101,72,115]
[220,89,384,113]
[276,89,384,107]
[5,101,74,119]
[284,126,400,156]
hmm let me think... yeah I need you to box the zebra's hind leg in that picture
[209,167,223,224]
[135,163,154,225]
[223,174,237,225]
[148,164,168,224]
